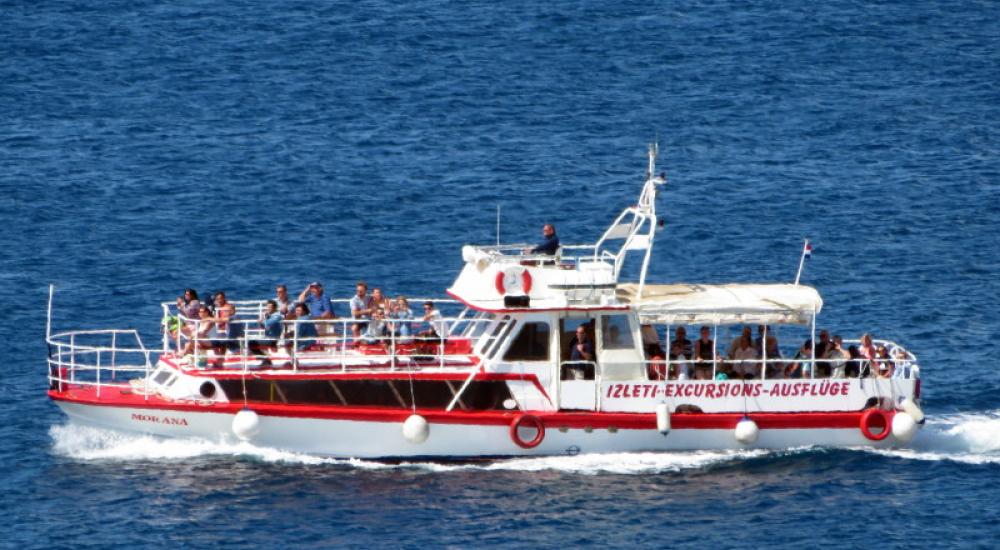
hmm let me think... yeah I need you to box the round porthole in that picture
[199,381,217,399]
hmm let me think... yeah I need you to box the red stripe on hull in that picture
[49,389,869,430]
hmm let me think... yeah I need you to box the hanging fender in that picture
[859,408,892,441]
[495,267,533,295]
[509,414,545,449]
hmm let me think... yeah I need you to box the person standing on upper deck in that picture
[350,281,374,338]
[528,224,560,255]
[298,282,335,320]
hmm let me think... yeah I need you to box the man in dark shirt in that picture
[564,324,595,380]
[529,224,560,255]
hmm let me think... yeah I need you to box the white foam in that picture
[867,409,1000,464]
[51,409,1000,471]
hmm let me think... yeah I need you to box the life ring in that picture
[495,267,533,295]
[509,414,545,448]
[648,355,667,380]
[860,408,892,441]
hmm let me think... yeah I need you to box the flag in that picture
[803,241,812,259]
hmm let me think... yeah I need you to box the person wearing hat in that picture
[297,282,335,333]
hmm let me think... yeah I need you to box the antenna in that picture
[496,204,501,246]
[47,284,55,340]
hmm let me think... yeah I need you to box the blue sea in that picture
[2,1,998,547]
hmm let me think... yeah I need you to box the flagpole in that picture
[794,239,809,285]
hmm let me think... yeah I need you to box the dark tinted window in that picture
[503,322,550,361]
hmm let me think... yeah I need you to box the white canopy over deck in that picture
[617,283,823,325]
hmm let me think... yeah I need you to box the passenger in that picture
[180,305,216,358]
[753,325,772,353]
[728,326,753,357]
[528,223,560,255]
[350,281,374,338]
[730,335,759,379]
[875,345,893,378]
[825,335,851,378]
[669,326,693,359]
[297,282,336,334]
[417,301,447,340]
[250,300,284,366]
[846,344,863,378]
[370,288,389,314]
[693,326,716,380]
[363,307,389,345]
[287,303,318,353]
[891,347,913,379]
[388,296,414,343]
[274,284,292,316]
[763,336,785,379]
[815,330,834,358]
[785,339,814,379]
[565,324,595,380]
[640,324,665,358]
[670,341,692,380]
[859,333,878,377]
[175,288,201,321]
[211,292,241,357]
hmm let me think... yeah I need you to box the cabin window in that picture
[503,322,551,361]
[601,315,634,350]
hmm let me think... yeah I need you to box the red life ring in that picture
[495,268,533,295]
[648,355,667,380]
[860,408,892,441]
[509,414,545,448]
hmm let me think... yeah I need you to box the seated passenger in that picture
[825,335,850,378]
[527,223,560,255]
[210,292,242,357]
[350,281,374,338]
[785,339,814,379]
[669,326,692,359]
[875,345,893,378]
[753,325,772,353]
[670,341,692,380]
[180,305,216,358]
[693,326,716,380]
[728,326,753,357]
[287,303,318,352]
[730,335,759,379]
[763,336,785,379]
[564,324,595,380]
[363,307,389,345]
[388,296,414,343]
[274,284,292,316]
[417,301,447,340]
[250,300,284,366]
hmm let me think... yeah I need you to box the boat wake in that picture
[50,409,1000,472]
[866,409,1000,465]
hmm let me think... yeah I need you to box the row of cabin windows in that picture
[500,315,636,361]
[217,379,514,411]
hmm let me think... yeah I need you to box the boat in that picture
[46,146,925,458]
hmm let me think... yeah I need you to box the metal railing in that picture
[161,299,495,372]
[47,329,154,398]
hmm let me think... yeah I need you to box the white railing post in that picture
[96,344,102,398]
[111,331,117,381]
[69,333,76,383]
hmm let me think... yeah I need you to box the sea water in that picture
[2,0,998,547]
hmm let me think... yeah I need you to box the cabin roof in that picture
[616,283,823,325]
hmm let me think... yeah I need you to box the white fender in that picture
[900,398,925,424]
[891,412,918,444]
[655,403,671,435]
[734,418,759,445]
[232,409,260,441]
[402,414,430,444]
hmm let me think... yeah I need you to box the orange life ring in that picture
[860,408,892,441]
[495,268,533,295]
[509,414,545,448]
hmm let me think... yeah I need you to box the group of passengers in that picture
[171,283,447,363]
[655,325,911,381]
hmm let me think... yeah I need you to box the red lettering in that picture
[705,384,716,398]
[752,384,762,397]
[810,383,819,396]
[841,382,850,395]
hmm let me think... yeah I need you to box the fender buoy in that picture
[860,408,892,441]
[495,268,533,295]
[509,414,545,449]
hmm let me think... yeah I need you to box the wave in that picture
[49,409,1000,472]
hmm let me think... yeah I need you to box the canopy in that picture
[616,283,823,325]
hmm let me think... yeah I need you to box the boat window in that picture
[486,319,518,359]
[152,370,173,385]
[503,322,550,361]
[601,315,634,350]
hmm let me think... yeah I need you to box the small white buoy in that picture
[402,414,430,444]
[900,398,925,424]
[232,409,260,441]
[734,418,759,445]
[655,403,671,435]
[891,412,918,444]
